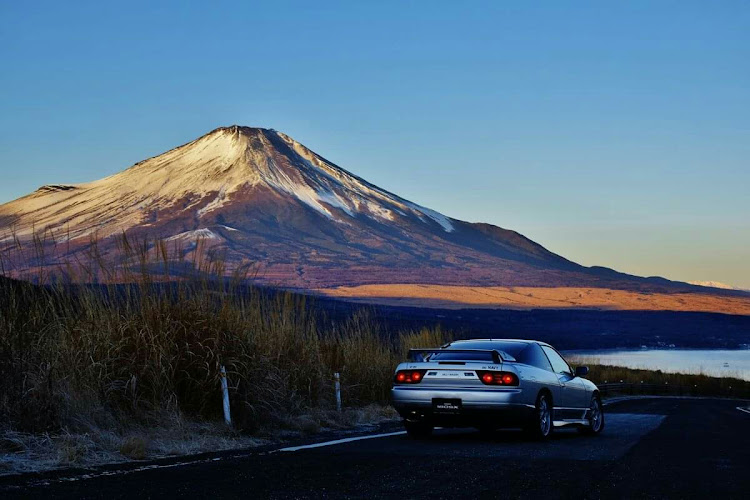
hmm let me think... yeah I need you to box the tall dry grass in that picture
[0,231,448,434]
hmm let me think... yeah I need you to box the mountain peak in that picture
[2,126,457,242]
[209,125,276,137]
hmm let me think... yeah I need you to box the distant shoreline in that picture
[565,349,750,382]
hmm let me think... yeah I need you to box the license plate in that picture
[433,398,462,414]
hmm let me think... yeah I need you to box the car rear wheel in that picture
[404,420,433,439]
[579,395,605,435]
[525,392,553,440]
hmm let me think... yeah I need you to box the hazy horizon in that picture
[1,1,748,288]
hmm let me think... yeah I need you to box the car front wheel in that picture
[579,395,605,435]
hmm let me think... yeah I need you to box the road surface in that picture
[1,398,748,499]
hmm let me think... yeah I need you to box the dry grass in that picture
[319,284,750,315]
[0,231,443,473]
[119,435,149,460]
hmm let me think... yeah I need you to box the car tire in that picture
[525,392,554,440]
[404,420,433,439]
[579,394,605,435]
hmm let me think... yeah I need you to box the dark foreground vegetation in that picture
[0,235,450,437]
[0,274,447,434]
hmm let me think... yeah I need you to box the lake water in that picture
[563,349,750,381]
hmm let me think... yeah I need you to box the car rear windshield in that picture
[428,341,528,362]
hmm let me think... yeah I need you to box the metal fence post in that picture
[334,372,342,412]
[220,365,232,426]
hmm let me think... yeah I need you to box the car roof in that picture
[448,339,551,347]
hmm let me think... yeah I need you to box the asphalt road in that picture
[2,398,748,499]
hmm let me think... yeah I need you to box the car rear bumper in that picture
[391,386,535,427]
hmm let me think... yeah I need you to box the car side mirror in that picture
[575,366,589,377]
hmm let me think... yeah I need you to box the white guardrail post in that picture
[220,365,232,426]
[334,372,342,412]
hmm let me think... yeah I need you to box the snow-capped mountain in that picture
[0,126,701,290]
[2,127,455,241]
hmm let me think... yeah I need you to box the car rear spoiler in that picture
[407,348,507,364]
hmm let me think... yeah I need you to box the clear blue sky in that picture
[1,1,748,287]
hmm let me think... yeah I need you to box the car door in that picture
[514,343,562,407]
[541,345,589,418]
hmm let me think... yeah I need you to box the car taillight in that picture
[476,371,519,386]
[394,370,427,384]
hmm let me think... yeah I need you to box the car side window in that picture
[541,346,572,375]
[518,343,553,371]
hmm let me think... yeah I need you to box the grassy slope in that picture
[0,269,442,472]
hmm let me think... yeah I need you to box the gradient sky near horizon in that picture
[1,1,748,287]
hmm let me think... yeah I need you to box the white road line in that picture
[274,431,407,453]
[737,406,750,415]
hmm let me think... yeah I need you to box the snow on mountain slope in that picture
[0,126,454,240]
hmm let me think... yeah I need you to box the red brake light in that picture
[394,370,427,384]
[477,371,519,386]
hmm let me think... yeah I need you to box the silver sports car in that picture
[391,339,604,439]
